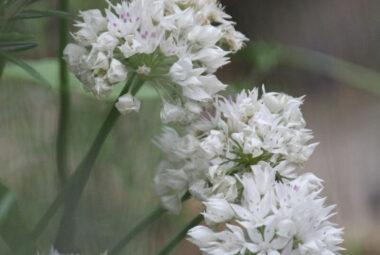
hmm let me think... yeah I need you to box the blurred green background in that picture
[1,0,380,254]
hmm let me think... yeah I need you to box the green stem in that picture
[0,60,5,80]
[108,206,166,255]
[54,73,138,252]
[56,0,70,186]
[30,190,64,239]
[19,74,136,255]
[156,214,203,255]
[109,192,192,255]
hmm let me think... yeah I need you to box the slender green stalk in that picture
[19,74,137,255]
[0,60,5,80]
[54,73,139,252]
[109,192,192,255]
[108,206,166,255]
[156,214,203,255]
[30,190,64,239]
[56,0,70,186]
[31,73,136,242]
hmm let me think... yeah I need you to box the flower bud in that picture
[203,197,235,224]
[63,44,87,68]
[107,59,127,84]
[115,93,141,114]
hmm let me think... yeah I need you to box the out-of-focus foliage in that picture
[236,42,380,96]
[0,182,29,251]
[0,0,71,82]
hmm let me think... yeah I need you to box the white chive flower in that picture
[154,87,318,213]
[115,93,141,114]
[188,172,344,255]
[64,0,248,118]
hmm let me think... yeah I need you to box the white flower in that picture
[231,173,274,229]
[154,164,189,214]
[77,9,107,34]
[115,93,141,114]
[189,179,212,201]
[94,32,119,51]
[153,127,200,162]
[290,172,323,196]
[192,47,229,73]
[170,57,205,82]
[119,39,145,58]
[65,0,247,121]
[73,27,98,46]
[160,102,186,123]
[203,197,235,225]
[94,76,112,97]
[187,226,218,249]
[63,44,87,69]
[188,225,246,255]
[188,172,343,255]
[107,58,127,83]
[222,24,249,53]
[154,87,320,213]
[188,25,223,47]
[245,226,288,255]
[200,130,225,158]
[91,51,109,70]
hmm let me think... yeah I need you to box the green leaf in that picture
[0,33,34,42]
[0,181,29,249]
[0,41,37,52]
[0,49,51,87]
[15,9,73,20]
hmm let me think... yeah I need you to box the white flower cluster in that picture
[188,171,344,255]
[154,88,344,254]
[154,88,317,213]
[64,0,247,120]
[63,1,343,254]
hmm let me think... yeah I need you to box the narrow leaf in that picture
[15,9,73,20]
[0,181,29,249]
[0,49,51,87]
[0,33,34,42]
[0,41,37,52]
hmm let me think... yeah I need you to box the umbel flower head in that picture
[154,87,344,254]
[154,87,318,214]
[188,171,344,255]
[64,0,247,121]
